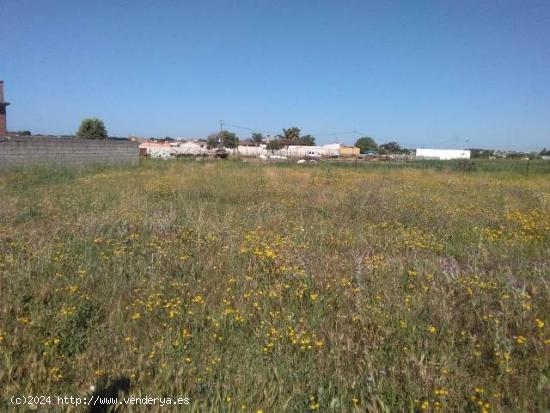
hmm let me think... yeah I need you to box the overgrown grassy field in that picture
[1,160,549,412]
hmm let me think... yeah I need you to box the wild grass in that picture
[0,159,549,412]
[320,158,550,175]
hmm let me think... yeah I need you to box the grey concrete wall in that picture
[0,137,139,168]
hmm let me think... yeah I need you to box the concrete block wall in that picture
[0,137,139,168]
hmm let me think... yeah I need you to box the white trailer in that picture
[416,149,471,160]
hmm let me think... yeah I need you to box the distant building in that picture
[416,148,471,160]
[138,139,208,158]
[174,140,207,155]
[236,143,360,158]
[278,144,356,158]
[323,143,360,157]
[238,144,267,157]
[139,140,360,160]
[0,81,10,137]
[285,145,326,158]
[138,141,173,158]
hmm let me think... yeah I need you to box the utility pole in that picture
[219,120,224,148]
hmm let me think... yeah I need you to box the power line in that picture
[309,130,357,136]
[400,136,472,148]
[222,121,363,138]
[222,122,279,135]
[220,121,472,148]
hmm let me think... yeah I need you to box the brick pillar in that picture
[0,81,10,137]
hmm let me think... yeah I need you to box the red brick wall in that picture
[0,106,6,137]
[0,81,8,136]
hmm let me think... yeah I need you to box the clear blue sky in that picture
[1,0,549,150]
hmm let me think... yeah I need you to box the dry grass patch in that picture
[0,160,549,412]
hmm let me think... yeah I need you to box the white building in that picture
[141,140,358,160]
[139,140,208,158]
[285,145,351,158]
[416,148,471,160]
[237,144,268,157]
[172,140,207,156]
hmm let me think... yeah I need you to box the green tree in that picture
[206,134,218,149]
[277,127,316,146]
[266,139,283,152]
[280,127,301,142]
[470,148,495,159]
[251,133,264,146]
[299,134,316,146]
[76,118,108,139]
[379,141,402,154]
[207,130,239,149]
[354,137,378,154]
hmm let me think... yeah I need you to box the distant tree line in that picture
[276,127,316,146]
[71,117,550,158]
[470,148,549,159]
[354,136,410,154]
[244,127,317,148]
[13,130,32,136]
[207,126,318,150]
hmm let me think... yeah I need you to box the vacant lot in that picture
[1,160,549,412]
